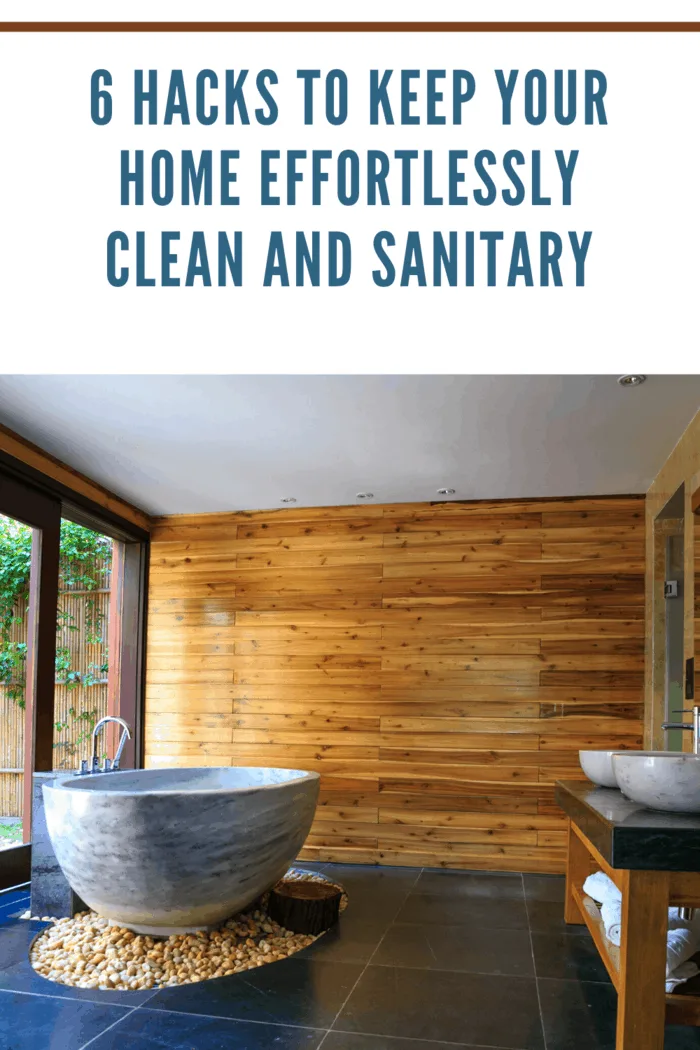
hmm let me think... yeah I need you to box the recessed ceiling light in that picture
[617,375,647,387]
[437,488,456,496]
[356,492,374,500]
[280,497,297,503]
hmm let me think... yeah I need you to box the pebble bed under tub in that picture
[26,869,347,992]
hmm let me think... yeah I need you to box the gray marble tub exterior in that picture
[42,767,320,932]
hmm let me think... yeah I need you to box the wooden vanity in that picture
[557,780,700,1050]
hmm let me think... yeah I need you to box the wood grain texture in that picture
[145,496,645,874]
[616,868,670,1049]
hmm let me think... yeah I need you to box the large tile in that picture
[324,1034,520,1050]
[416,869,525,900]
[526,900,581,935]
[324,864,421,885]
[341,895,407,924]
[323,865,420,900]
[0,920,157,1006]
[537,979,700,1049]
[338,886,407,922]
[299,919,387,964]
[373,922,534,976]
[331,867,419,924]
[326,867,419,891]
[0,989,129,1050]
[538,978,617,1050]
[0,889,30,908]
[148,958,363,1028]
[0,894,30,921]
[1,917,51,935]
[0,906,31,928]
[531,931,611,983]
[523,876,566,903]
[396,893,529,929]
[86,1007,324,1049]
[335,964,544,1049]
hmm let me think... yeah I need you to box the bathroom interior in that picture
[1,373,700,1050]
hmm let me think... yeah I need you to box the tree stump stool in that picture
[268,880,342,935]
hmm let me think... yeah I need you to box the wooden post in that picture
[564,819,589,925]
[615,869,669,1050]
[105,540,124,761]
[22,516,60,842]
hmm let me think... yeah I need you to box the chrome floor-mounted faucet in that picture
[661,704,700,755]
[77,716,132,774]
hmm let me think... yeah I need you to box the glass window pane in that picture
[53,520,115,772]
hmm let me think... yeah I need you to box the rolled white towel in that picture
[585,875,700,984]
[582,872,700,988]
[667,960,699,993]
[668,907,700,934]
[583,871,621,905]
[598,907,700,985]
[600,899,622,946]
[666,927,699,977]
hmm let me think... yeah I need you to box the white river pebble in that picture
[30,870,346,991]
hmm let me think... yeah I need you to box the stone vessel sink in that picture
[579,749,672,789]
[579,750,620,787]
[43,767,320,935]
[612,753,700,814]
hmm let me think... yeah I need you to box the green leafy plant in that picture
[0,517,112,753]
[0,517,32,704]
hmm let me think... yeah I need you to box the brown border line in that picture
[0,21,699,32]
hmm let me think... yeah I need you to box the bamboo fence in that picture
[0,545,112,819]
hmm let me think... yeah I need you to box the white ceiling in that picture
[0,375,698,516]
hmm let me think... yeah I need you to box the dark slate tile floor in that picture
[1,867,699,1049]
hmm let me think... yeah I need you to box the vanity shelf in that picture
[556,780,700,1048]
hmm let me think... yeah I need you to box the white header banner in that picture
[0,28,697,372]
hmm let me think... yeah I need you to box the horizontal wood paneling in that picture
[145,496,645,874]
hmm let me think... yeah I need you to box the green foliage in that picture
[0,517,32,704]
[59,521,112,589]
[0,517,112,756]
[0,821,22,846]
[53,704,101,764]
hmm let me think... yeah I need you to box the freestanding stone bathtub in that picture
[42,766,320,935]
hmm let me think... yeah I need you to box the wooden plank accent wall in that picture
[145,496,645,874]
